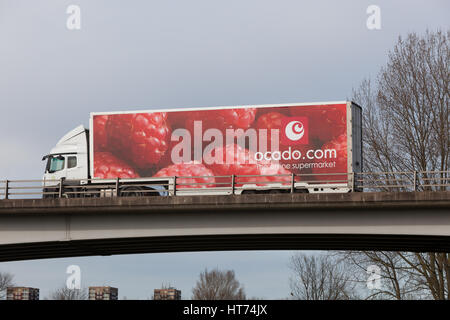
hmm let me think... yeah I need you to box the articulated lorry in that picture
[42,101,362,197]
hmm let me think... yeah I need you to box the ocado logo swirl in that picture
[285,120,304,141]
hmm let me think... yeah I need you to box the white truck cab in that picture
[42,125,89,187]
[41,125,169,198]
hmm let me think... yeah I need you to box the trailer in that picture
[41,101,362,197]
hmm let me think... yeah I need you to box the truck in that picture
[42,101,362,198]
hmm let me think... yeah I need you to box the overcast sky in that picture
[0,0,449,299]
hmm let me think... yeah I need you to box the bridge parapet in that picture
[0,191,449,215]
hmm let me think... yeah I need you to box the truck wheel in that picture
[120,186,144,197]
[269,190,282,194]
[66,188,81,198]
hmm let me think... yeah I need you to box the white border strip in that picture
[90,101,349,117]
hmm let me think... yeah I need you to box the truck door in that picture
[44,155,67,187]
[65,155,82,181]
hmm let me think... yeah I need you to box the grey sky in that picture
[0,0,449,299]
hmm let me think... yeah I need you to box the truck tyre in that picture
[120,186,144,197]
[269,189,282,194]
[66,187,81,198]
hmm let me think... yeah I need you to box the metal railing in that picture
[0,170,448,200]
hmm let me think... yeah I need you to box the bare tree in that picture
[192,268,246,300]
[340,251,424,300]
[288,253,358,300]
[48,285,88,300]
[0,272,15,300]
[349,29,449,300]
[341,251,449,300]
[405,252,450,300]
[353,29,449,191]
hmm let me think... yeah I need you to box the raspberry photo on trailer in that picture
[249,162,292,186]
[87,101,359,192]
[313,133,348,182]
[158,138,184,169]
[255,110,311,148]
[280,116,309,146]
[93,115,109,152]
[153,162,216,189]
[255,111,285,132]
[278,143,317,176]
[171,107,257,136]
[255,106,291,118]
[203,143,292,186]
[255,112,317,175]
[94,152,140,179]
[290,104,346,145]
[105,112,170,170]
[215,107,257,130]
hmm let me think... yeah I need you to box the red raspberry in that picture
[93,115,109,151]
[255,112,285,132]
[94,152,139,179]
[290,104,346,145]
[216,108,257,130]
[179,108,257,134]
[204,143,291,186]
[313,133,348,182]
[254,162,292,185]
[153,161,216,188]
[106,112,170,169]
[204,143,254,175]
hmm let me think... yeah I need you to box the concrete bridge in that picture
[0,191,449,262]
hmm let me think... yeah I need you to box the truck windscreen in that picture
[48,157,65,173]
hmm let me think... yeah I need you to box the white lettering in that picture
[366,5,381,30]
[171,129,191,164]
[66,5,81,30]
[66,265,81,290]
[203,129,223,165]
